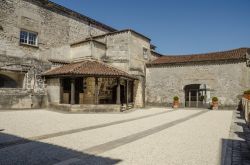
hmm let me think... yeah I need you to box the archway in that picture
[184,84,208,108]
[0,75,17,88]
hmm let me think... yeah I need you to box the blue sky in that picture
[51,0,250,55]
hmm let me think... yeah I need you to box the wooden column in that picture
[131,81,134,103]
[196,90,199,107]
[126,80,129,106]
[116,78,121,104]
[70,78,75,105]
[59,79,63,104]
[94,77,99,104]
[188,91,191,107]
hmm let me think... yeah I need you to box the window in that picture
[20,30,38,46]
[143,48,148,59]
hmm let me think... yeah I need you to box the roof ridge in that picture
[69,62,85,73]
[91,59,129,75]
[149,47,248,65]
[163,47,249,57]
[70,59,129,76]
[25,0,116,32]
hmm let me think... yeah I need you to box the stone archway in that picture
[184,84,209,108]
[0,74,17,88]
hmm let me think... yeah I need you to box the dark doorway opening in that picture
[184,84,208,108]
[112,85,126,105]
[0,75,17,88]
[61,78,83,104]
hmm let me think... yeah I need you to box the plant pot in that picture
[172,100,179,109]
[244,94,250,100]
[212,101,218,110]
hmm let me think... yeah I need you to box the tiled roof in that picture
[148,48,249,66]
[43,60,136,79]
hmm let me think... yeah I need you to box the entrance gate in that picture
[184,84,208,108]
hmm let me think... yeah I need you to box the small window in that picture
[20,30,38,46]
[143,48,148,59]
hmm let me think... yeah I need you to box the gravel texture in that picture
[0,108,234,165]
[0,108,170,143]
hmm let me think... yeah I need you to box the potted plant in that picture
[243,90,250,100]
[172,96,179,109]
[211,97,219,110]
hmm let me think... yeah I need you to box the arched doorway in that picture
[0,75,17,88]
[184,84,208,108]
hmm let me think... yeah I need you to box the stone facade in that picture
[146,61,250,108]
[69,30,154,108]
[0,0,114,109]
[1,0,248,110]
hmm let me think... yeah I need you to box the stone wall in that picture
[0,0,111,109]
[146,62,250,108]
[71,41,106,61]
[46,78,60,105]
[101,32,130,72]
[129,32,150,75]
[0,88,47,109]
[0,0,107,61]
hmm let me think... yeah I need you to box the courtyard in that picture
[1,108,248,165]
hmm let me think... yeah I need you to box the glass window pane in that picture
[20,31,28,44]
[20,31,37,45]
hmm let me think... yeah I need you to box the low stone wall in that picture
[0,88,47,109]
[49,103,122,113]
[242,98,250,125]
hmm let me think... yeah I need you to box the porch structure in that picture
[43,60,137,112]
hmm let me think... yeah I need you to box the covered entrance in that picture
[184,84,209,108]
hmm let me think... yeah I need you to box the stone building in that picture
[146,48,250,109]
[0,0,249,111]
[0,0,159,111]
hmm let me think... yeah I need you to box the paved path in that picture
[0,108,234,165]
[224,110,250,165]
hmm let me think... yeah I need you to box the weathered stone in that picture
[146,62,250,108]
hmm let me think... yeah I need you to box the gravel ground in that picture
[41,110,198,151]
[0,108,233,165]
[0,108,170,143]
[99,110,233,165]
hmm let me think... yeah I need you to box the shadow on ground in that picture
[0,132,121,165]
[220,110,250,165]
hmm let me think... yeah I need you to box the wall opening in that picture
[0,74,18,88]
[184,84,209,108]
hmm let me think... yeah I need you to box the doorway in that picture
[184,84,208,108]
[61,78,83,104]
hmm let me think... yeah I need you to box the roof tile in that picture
[43,60,135,79]
[148,48,249,66]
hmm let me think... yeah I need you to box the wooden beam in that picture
[126,80,129,106]
[60,78,63,104]
[116,78,121,104]
[70,78,75,105]
[95,77,99,104]
[188,91,191,107]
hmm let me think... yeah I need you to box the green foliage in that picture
[212,97,218,102]
[173,96,179,101]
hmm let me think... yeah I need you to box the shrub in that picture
[212,97,218,102]
[244,90,250,95]
[173,96,179,101]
